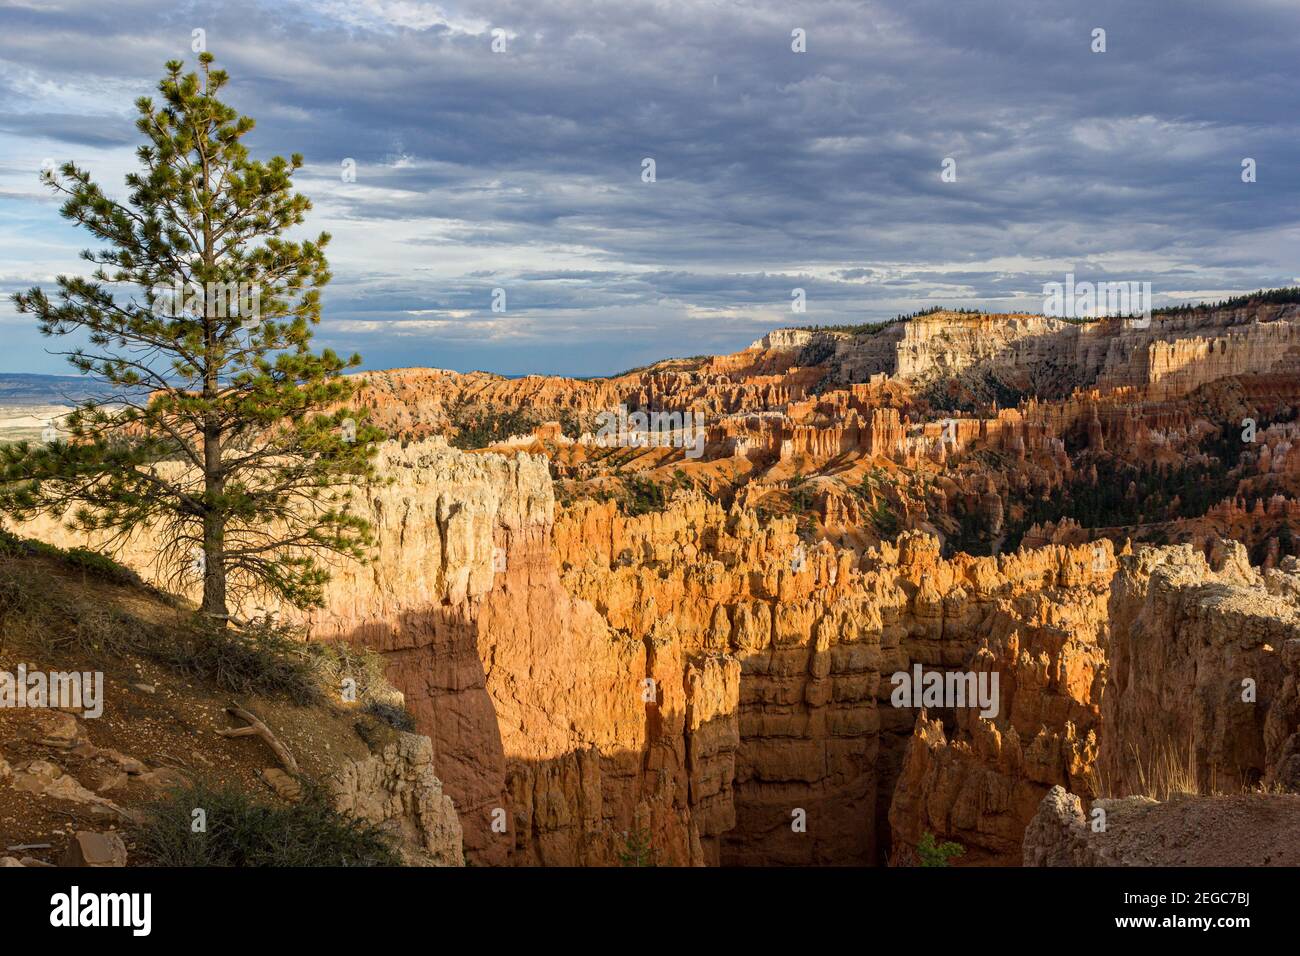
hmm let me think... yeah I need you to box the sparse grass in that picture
[1091,738,1204,801]
[132,779,402,867]
[1252,779,1292,796]
[1128,738,1203,801]
[158,621,402,710]
[0,527,143,587]
[158,617,325,706]
[0,559,159,662]
[0,578,364,707]
[364,700,416,732]
[0,533,395,707]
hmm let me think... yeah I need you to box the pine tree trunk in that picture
[201,421,227,622]
[201,506,227,623]
[198,130,227,625]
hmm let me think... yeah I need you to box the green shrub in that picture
[623,475,668,517]
[789,474,816,515]
[917,831,965,867]
[617,827,657,867]
[133,780,401,867]
[448,402,585,449]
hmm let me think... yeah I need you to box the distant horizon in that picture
[2,284,1293,383]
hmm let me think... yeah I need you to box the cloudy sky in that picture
[2,0,1298,377]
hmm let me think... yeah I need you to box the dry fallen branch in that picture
[216,702,300,776]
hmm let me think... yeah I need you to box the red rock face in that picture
[1102,542,1300,795]
[311,468,1125,866]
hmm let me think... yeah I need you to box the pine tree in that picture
[1,54,382,623]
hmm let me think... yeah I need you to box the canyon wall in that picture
[885,550,1109,865]
[1101,543,1300,794]
[11,443,732,865]
[894,541,1300,864]
[1022,545,1300,868]
[12,439,1127,865]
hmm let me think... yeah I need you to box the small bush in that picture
[158,617,323,706]
[0,568,32,620]
[617,827,657,867]
[307,639,390,706]
[133,780,401,867]
[917,831,965,867]
[63,605,149,659]
[364,700,416,732]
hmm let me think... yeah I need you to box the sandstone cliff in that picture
[1101,543,1300,795]
[13,440,1127,865]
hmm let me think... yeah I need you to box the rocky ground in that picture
[0,541,462,867]
[1025,787,1300,866]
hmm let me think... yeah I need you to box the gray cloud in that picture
[1,0,1297,376]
